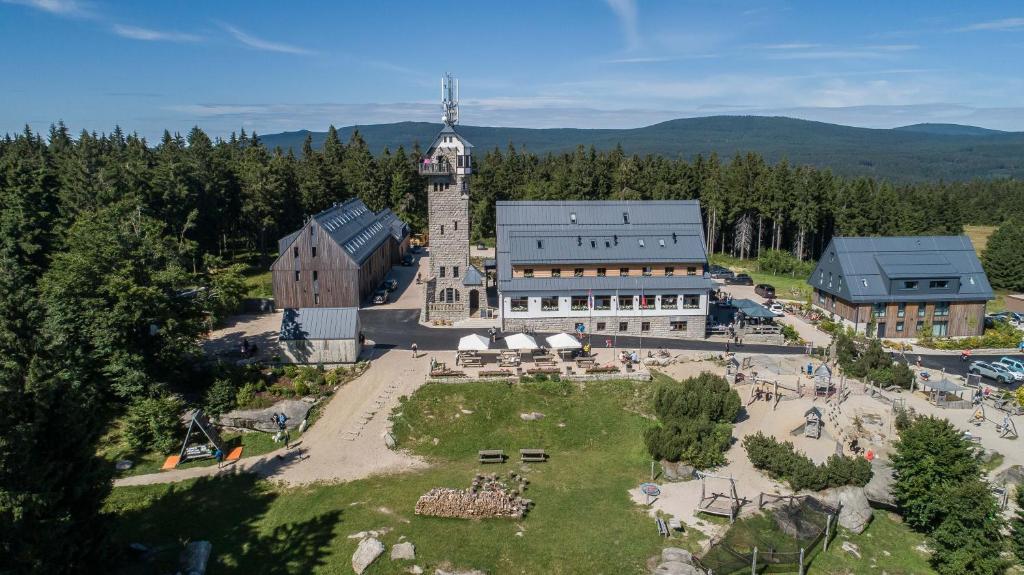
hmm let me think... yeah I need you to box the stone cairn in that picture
[415,473,532,519]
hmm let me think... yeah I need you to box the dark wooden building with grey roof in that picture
[271,199,409,309]
[808,236,993,338]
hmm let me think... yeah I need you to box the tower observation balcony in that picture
[418,161,453,176]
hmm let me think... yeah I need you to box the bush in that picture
[204,377,238,416]
[645,373,741,468]
[644,417,733,468]
[757,249,816,277]
[922,319,1022,350]
[653,372,741,424]
[836,335,914,388]
[780,323,802,344]
[293,380,310,397]
[122,395,184,454]
[742,432,871,491]
[235,381,270,409]
[1011,485,1024,564]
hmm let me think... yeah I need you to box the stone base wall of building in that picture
[501,315,707,339]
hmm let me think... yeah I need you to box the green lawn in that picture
[812,512,934,574]
[709,254,812,301]
[105,379,707,574]
[243,268,273,298]
[99,426,298,478]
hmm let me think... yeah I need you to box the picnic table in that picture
[460,354,484,367]
[533,355,557,368]
[478,449,505,464]
[575,357,596,369]
[520,448,547,463]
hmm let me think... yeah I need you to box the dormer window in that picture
[901,281,918,290]
[929,280,949,289]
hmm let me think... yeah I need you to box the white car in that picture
[769,302,785,317]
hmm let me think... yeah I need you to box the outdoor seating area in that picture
[423,331,645,380]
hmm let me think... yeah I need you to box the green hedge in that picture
[743,432,872,491]
[645,372,741,468]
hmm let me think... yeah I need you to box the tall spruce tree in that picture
[982,219,1024,291]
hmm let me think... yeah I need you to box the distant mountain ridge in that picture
[258,116,1024,182]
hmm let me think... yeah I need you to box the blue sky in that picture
[3,0,1024,139]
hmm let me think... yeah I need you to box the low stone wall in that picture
[425,372,651,385]
[502,314,707,339]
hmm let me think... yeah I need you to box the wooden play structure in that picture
[804,407,823,439]
[162,409,240,470]
[813,364,834,398]
[696,471,742,522]
[969,403,1019,440]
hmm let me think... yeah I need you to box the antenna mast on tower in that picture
[441,73,459,127]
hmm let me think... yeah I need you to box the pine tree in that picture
[982,220,1024,291]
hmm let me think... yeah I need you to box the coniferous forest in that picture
[2,120,1024,571]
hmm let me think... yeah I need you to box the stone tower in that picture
[421,74,482,323]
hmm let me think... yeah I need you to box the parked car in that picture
[755,283,777,299]
[382,278,399,291]
[768,302,785,317]
[725,273,754,286]
[709,265,735,279]
[969,360,1020,384]
[371,288,390,305]
[997,357,1024,375]
[401,254,415,266]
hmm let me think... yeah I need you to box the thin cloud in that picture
[1,0,89,17]
[763,43,821,50]
[220,23,314,55]
[605,0,640,50]
[112,24,201,43]
[764,43,918,60]
[605,54,719,64]
[959,17,1024,31]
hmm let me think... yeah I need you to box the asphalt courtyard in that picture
[359,308,1023,386]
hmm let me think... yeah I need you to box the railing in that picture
[429,302,465,312]
[418,162,453,176]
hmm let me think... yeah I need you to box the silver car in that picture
[969,361,1021,384]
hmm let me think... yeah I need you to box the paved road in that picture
[360,309,1024,387]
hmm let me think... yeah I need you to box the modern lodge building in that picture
[495,200,715,338]
[808,236,993,338]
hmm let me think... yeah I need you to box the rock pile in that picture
[650,547,705,575]
[415,474,532,519]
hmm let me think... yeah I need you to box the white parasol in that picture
[504,333,539,351]
[545,332,582,349]
[458,333,491,351]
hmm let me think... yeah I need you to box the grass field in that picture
[964,224,997,255]
[105,379,705,574]
[105,377,936,574]
[709,254,813,301]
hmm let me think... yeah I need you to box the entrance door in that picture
[876,322,886,338]
[469,289,480,316]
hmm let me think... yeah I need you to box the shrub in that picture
[1011,485,1024,564]
[204,377,238,416]
[757,249,816,277]
[742,432,871,491]
[780,323,802,344]
[892,416,981,531]
[922,319,1022,350]
[653,372,740,424]
[293,380,310,397]
[122,395,184,454]
[645,373,742,468]
[235,381,270,409]
[644,417,732,468]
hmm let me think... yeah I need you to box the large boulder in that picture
[994,465,1024,485]
[863,460,896,507]
[653,561,703,575]
[352,538,385,575]
[218,399,311,431]
[660,461,695,482]
[391,541,416,561]
[821,486,873,534]
[661,548,694,564]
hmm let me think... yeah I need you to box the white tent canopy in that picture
[546,332,582,349]
[458,334,490,352]
[505,333,538,351]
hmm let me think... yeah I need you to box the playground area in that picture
[644,352,1023,549]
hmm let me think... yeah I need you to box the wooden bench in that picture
[656,517,669,537]
[478,449,505,464]
[520,448,547,463]
[575,357,596,369]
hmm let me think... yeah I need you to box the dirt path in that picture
[114,349,430,488]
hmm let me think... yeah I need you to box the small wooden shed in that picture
[279,307,361,364]
[805,407,823,439]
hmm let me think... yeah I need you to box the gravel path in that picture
[114,349,429,488]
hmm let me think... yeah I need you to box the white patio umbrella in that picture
[458,333,490,352]
[546,332,582,349]
[504,332,538,351]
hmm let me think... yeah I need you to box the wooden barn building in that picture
[808,236,993,338]
[271,199,409,309]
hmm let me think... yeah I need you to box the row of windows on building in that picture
[581,320,688,332]
[817,270,955,290]
[509,294,700,312]
[521,266,698,278]
[437,221,458,235]
[439,266,459,278]
[817,291,952,318]
[294,246,317,258]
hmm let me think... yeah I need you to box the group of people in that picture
[271,413,290,448]
[752,384,774,402]
[618,350,640,365]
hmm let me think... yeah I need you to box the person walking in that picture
[283,431,291,449]
[214,447,224,468]
[411,342,418,358]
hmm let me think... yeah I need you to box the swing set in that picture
[696,471,743,522]
[969,403,1018,440]
[162,409,243,470]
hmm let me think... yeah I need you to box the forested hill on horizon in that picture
[258,116,1024,183]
